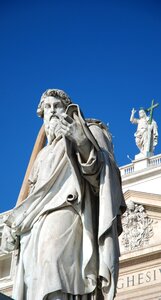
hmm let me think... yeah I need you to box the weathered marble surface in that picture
[2,89,126,300]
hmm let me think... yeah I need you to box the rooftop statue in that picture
[130,100,159,158]
[2,89,126,300]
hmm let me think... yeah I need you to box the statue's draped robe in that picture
[134,117,158,154]
[3,106,126,300]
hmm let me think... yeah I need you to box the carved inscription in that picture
[117,267,161,290]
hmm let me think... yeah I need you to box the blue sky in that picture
[1,0,161,212]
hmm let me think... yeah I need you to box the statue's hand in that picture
[60,113,87,147]
[131,108,136,114]
[60,112,92,161]
[1,225,19,253]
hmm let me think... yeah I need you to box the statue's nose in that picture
[50,105,55,113]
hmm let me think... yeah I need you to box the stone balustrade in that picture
[120,153,161,176]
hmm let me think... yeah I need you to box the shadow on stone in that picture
[0,293,13,300]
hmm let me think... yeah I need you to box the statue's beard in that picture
[44,116,61,145]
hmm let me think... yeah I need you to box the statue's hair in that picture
[139,107,145,111]
[37,89,72,118]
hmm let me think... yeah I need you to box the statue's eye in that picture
[45,104,50,109]
[56,102,64,109]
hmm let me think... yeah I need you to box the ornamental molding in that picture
[124,189,161,201]
[121,200,154,251]
[123,190,161,216]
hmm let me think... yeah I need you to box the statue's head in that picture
[139,108,146,118]
[127,200,135,211]
[37,89,72,118]
[37,89,72,144]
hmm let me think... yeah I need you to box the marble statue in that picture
[130,100,159,157]
[2,89,126,300]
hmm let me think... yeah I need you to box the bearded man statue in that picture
[2,89,126,300]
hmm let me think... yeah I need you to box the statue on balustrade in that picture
[130,100,159,157]
[2,89,126,300]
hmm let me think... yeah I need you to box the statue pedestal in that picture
[0,293,13,300]
[146,151,154,158]
[135,152,154,161]
[133,156,149,172]
[134,152,154,172]
[135,153,145,160]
